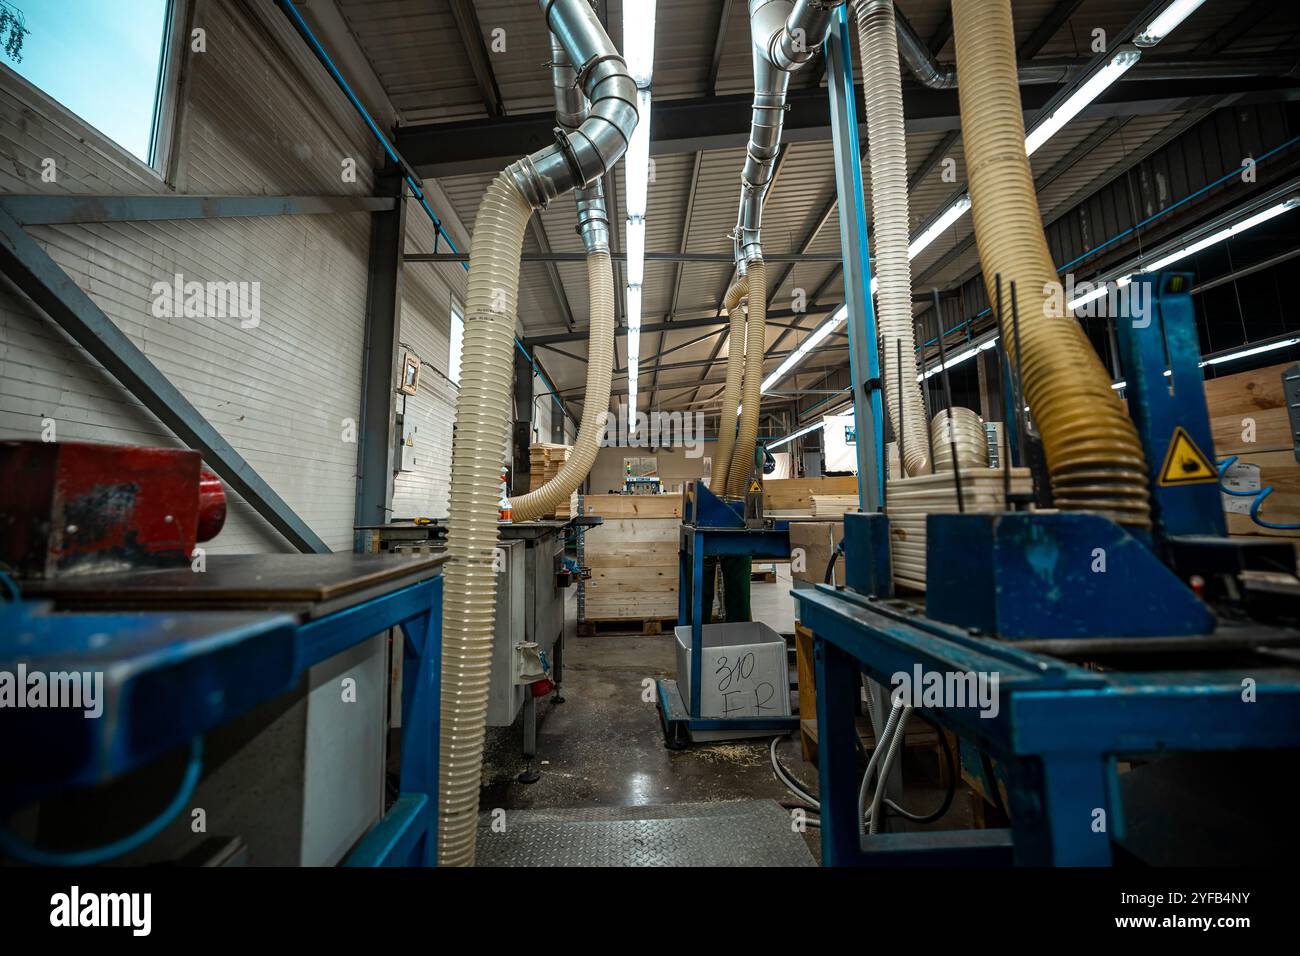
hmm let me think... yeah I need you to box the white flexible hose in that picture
[857,697,904,834]
[438,173,534,866]
[509,252,614,519]
[868,704,912,835]
[853,0,931,477]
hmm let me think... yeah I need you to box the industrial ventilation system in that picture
[439,0,636,866]
[721,0,844,494]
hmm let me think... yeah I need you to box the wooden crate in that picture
[581,496,679,623]
[788,520,844,589]
[1204,362,1299,537]
[763,476,858,513]
[1205,361,1293,456]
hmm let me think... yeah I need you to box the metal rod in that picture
[992,277,1013,510]
[404,251,845,264]
[915,317,938,474]
[931,288,965,513]
[895,337,905,484]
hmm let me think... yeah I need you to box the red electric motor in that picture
[0,441,227,578]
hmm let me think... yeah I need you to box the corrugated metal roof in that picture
[336,0,1298,410]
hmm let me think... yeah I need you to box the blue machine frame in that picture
[655,482,799,742]
[1,576,444,867]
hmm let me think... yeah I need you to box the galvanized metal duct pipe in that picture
[711,277,750,491]
[726,1,841,492]
[440,0,636,867]
[853,0,931,477]
[952,0,1150,527]
[510,33,615,521]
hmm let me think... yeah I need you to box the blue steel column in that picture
[354,170,407,549]
[826,7,883,512]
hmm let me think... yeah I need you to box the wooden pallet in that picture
[577,616,676,636]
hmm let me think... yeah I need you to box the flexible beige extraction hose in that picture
[711,277,750,491]
[727,259,767,496]
[952,0,1150,527]
[509,252,614,520]
[854,0,931,477]
[439,173,534,866]
[931,407,989,472]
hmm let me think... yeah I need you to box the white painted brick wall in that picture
[0,1,384,553]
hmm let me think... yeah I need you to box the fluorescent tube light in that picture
[625,218,646,285]
[908,193,971,260]
[1141,199,1300,273]
[1025,47,1140,157]
[760,305,848,393]
[623,2,657,87]
[767,420,823,450]
[1135,0,1208,47]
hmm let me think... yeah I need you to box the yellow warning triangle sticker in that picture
[749,480,762,493]
[1158,426,1217,486]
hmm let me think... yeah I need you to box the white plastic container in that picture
[674,622,791,720]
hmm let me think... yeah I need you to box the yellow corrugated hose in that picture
[952,0,1150,527]
[728,259,767,496]
[712,276,750,491]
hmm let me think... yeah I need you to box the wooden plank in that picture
[795,623,817,762]
[763,476,858,511]
[583,494,682,518]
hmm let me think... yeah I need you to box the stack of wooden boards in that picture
[1205,361,1298,538]
[579,494,681,631]
[527,443,576,518]
[887,468,1033,591]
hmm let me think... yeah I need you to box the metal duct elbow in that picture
[510,0,638,208]
[771,0,842,71]
[736,0,841,265]
[550,30,610,253]
[894,3,956,89]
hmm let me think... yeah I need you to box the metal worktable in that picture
[8,552,446,866]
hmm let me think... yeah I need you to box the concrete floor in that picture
[481,566,976,858]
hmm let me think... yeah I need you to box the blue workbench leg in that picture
[815,636,863,866]
[1010,752,1114,866]
[399,577,443,866]
[690,533,705,719]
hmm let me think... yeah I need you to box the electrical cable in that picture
[823,546,841,585]
[1218,455,1300,531]
[0,736,204,866]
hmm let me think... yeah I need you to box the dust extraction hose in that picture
[853,0,930,477]
[711,277,750,491]
[509,252,614,520]
[439,173,535,865]
[728,259,767,497]
[952,0,1150,527]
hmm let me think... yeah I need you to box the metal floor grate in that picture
[475,799,817,867]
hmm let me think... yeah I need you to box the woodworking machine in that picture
[794,274,1300,866]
